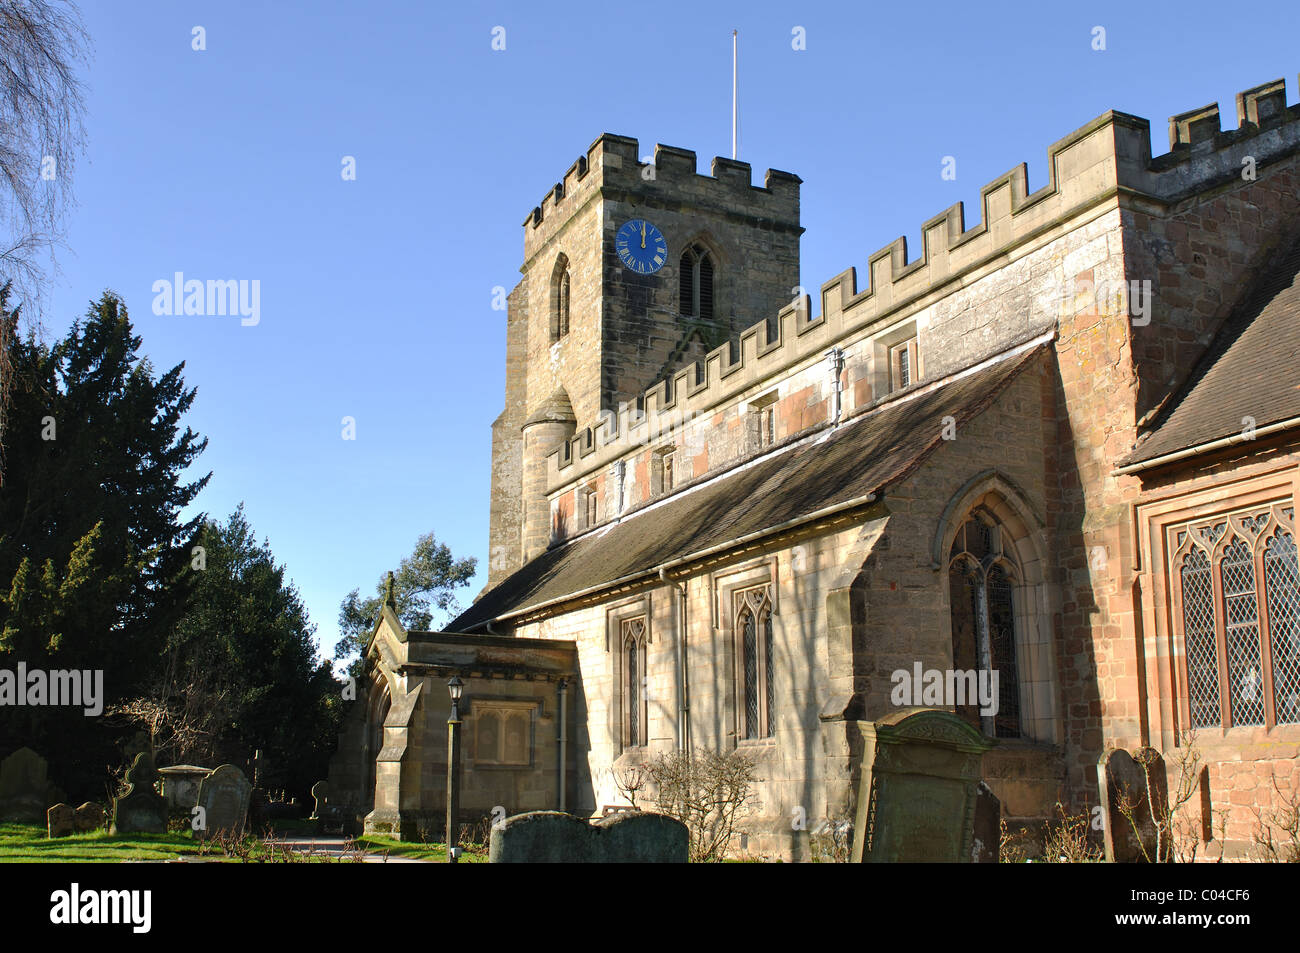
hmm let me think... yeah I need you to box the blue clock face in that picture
[616,219,667,274]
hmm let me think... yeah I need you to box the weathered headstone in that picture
[0,747,50,823]
[971,781,1000,863]
[310,779,352,834]
[111,751,167,834]
[46,802,75,838]
[195,764,252,840]
[157,765,210,810]
[1099,746,1169,862]
[74,801,105,833]
[850,708,996,863]
[489,810,688,863]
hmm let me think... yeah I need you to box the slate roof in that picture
[1122,233,1300,468]
[451,341,1049,632]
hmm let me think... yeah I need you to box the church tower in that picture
[486,134,802,583]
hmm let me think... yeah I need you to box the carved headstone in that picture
[111,751,167,834]
[46,802,75,838]
[311,780,329,817]
[1099,746,1169,862]
[195,764,252,840]
[850,708,996,863]
[971,781,1001,862]
[489,810,688,863]
[0,747,50,823]
[74,801,105,833]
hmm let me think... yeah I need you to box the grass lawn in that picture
[0,822,206,862]
[1,822,491,863]
[352,834,487,863]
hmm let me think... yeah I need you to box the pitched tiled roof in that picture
[1122,233,1300,468]
[451,341,1049,632]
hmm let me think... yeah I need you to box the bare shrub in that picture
[998,817,1031,863]
[1249,773,1300,863]
[641,747,757,863]
[809,817,853,863]
[1040,802,1104,863]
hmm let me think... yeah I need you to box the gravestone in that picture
[311,780,329,816]
[111,751,167,834]
[0,747,49,820]
[195,764,252,840]
[0,747,50,823]
[157,765,210,810]
[74,802,105,833]
[1099,746,1169,862]
[310,779,355,834]
[46,803,75,838]
[971,781,1000,863]
[490,811,688,863]
[850,708,996,863]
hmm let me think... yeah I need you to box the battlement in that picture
[542,75,1300,492]
[522,133,802,263]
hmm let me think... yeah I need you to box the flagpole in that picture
[731,30,738,160]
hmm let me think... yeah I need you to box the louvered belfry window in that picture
[1171,503,1300,729]
[679,244,715,321]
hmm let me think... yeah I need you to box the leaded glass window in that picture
[947,510,1022,739]
[621,618,647,749]
[1171,503,1299,730]
[1264,528,1300,725]
[735,586,774,740]
[1181,547,1221,729]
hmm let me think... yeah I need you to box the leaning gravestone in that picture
[1099,746,1169,862]
[971,781,1001,863]
[111,751,167,834]
[0,747,50,823]
[46,803,75,838]
[195,764,252,840]
[490,811,688,863]
[74,802,105,833]
[850,708,996,863]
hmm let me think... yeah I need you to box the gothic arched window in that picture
[948,511,1022,738]
[551,254,570,342]
[1171,504,1299,729]
[679,244,714,321]
[621,617,647,748]
[735,585,774,739]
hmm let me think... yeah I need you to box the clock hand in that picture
[640,222,646,249]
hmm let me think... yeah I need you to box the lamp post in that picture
[445,675,464,863]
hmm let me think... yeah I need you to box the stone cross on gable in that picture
[385,571,397,609]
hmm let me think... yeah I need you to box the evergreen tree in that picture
[0,290,208,794]
[154,505,343,794]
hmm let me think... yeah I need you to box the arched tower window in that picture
[948,510,1022,738]
[551,254,570,342]
[679,243,714,321]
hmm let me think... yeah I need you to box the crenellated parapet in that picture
[521,133,801,267]
[543,76,1300,493]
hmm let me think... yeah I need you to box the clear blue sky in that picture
[43,0,1300,668]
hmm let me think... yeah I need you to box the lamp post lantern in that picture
[446,675,464,863]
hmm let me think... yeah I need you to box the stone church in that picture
[328,74,1300,860]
